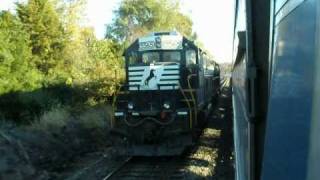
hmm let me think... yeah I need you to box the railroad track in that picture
[102,156,132,180]
[102,157,188,180]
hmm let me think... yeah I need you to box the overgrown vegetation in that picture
[0,0,194,124]
[0,1,206,178]
[0,104,112,179]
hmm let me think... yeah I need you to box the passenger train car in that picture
[112,31,220,156]
[232,0,320,179]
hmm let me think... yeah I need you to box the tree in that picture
[0,11,42,94]
[0,0,125,98]
[106,0,194,46]
[16,0,67,78]
[84,31,124,96]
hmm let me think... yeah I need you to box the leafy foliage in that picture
[0,11,42,94]
[86,38,124,96]
[106,0,194,45]
[0,0,194,123]
[16,0,67,78]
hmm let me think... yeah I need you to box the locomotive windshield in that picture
[128,51,181,65]
[142,52,160,63]
[163,51,181,62]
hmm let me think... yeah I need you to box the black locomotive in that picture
[111,31,220,156]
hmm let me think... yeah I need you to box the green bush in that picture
[0,85,79,123]
[78,105,111,130]
[30,106,70,131]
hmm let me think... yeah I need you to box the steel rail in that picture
[103,157,187,180]
[102,156,132,180]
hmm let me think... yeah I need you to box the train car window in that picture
[142,52,160,64]
[128,52,139,65]
[163,51,181,62]
[186,50,196,65]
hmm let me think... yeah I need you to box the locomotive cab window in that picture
[128,52,139,65]
[186,50,196,65]
[163,51,181,62]
[142,52,160,64]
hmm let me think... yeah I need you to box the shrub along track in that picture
[62,79,234,180]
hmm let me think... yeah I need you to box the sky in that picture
[0,0,235,63]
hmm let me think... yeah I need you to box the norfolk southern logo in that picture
[155,37,161,48]
[144,69,157,86]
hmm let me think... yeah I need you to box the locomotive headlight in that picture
[127,102,134,109]
[163,101,171,109]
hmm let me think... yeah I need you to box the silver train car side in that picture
[232,0,320,180]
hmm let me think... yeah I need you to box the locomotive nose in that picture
[160,111,167,119]
[143,121,160,143]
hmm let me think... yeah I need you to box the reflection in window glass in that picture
[186,50,196,65]
[163,51,181,62]
[142,52,160,63]
[275,0,288,12]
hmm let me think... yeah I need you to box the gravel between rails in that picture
[185,79,235,179]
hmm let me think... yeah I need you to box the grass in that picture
[78,105,112,130]
[29,104,112,133]
[30,105,71,131]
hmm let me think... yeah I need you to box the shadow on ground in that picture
[209,85,234,179]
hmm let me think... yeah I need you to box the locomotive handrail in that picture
[111,84,124,128]
[178,83,193,129]
[187,74,198,126]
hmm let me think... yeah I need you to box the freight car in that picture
[111,31,220,156]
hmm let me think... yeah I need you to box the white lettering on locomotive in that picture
[138,34,183,51]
